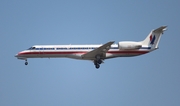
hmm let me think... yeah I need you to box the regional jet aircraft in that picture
[15,26,167,69]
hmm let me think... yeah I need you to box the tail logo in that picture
[150,35,156,45]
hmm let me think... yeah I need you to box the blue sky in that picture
[1,0,180,106]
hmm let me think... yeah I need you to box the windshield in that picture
[27,47,36,50]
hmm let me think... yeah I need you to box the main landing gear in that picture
[94,55,103,69]
[94,59,103,69]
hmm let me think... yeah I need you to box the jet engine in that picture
[118,41,142,50]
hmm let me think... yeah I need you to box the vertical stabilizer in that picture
[141,26,167,49]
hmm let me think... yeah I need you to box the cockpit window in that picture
[28,47,32,50]
[32,47,36,49]
[27,47,36,50]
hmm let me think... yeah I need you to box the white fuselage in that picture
[14,26,167,68]
[16,44,150,60]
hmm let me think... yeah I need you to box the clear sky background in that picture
[1,0,180,106]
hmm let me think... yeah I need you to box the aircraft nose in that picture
[15,52,21,57]
[15,54,19,57]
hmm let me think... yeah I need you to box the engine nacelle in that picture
[118,41,142,50]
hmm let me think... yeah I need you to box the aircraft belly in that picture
[43,54,67,58]
[43,53,83,59]
[105,50,149,59]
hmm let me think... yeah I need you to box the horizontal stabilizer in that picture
[153,26,167,33]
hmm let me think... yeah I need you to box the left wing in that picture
[81,41,115,60]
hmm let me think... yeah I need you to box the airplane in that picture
[15,26,167,69]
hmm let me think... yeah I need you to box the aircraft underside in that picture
[16,50,149,69]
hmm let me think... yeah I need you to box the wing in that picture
[81,41,115,60]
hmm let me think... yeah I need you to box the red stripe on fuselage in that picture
[18,51,149,55]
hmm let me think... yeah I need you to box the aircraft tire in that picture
[97,60,102,64]
[25,62,28,65]
[95,64,100,69]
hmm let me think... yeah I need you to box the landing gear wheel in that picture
[95,64,100,69]
[97,60,102,64]
[25,61,28,65]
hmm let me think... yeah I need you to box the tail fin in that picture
[141,26,167,49]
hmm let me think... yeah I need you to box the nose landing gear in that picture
[25,60,28,65]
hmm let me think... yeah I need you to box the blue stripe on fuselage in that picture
[31,47,151,50]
